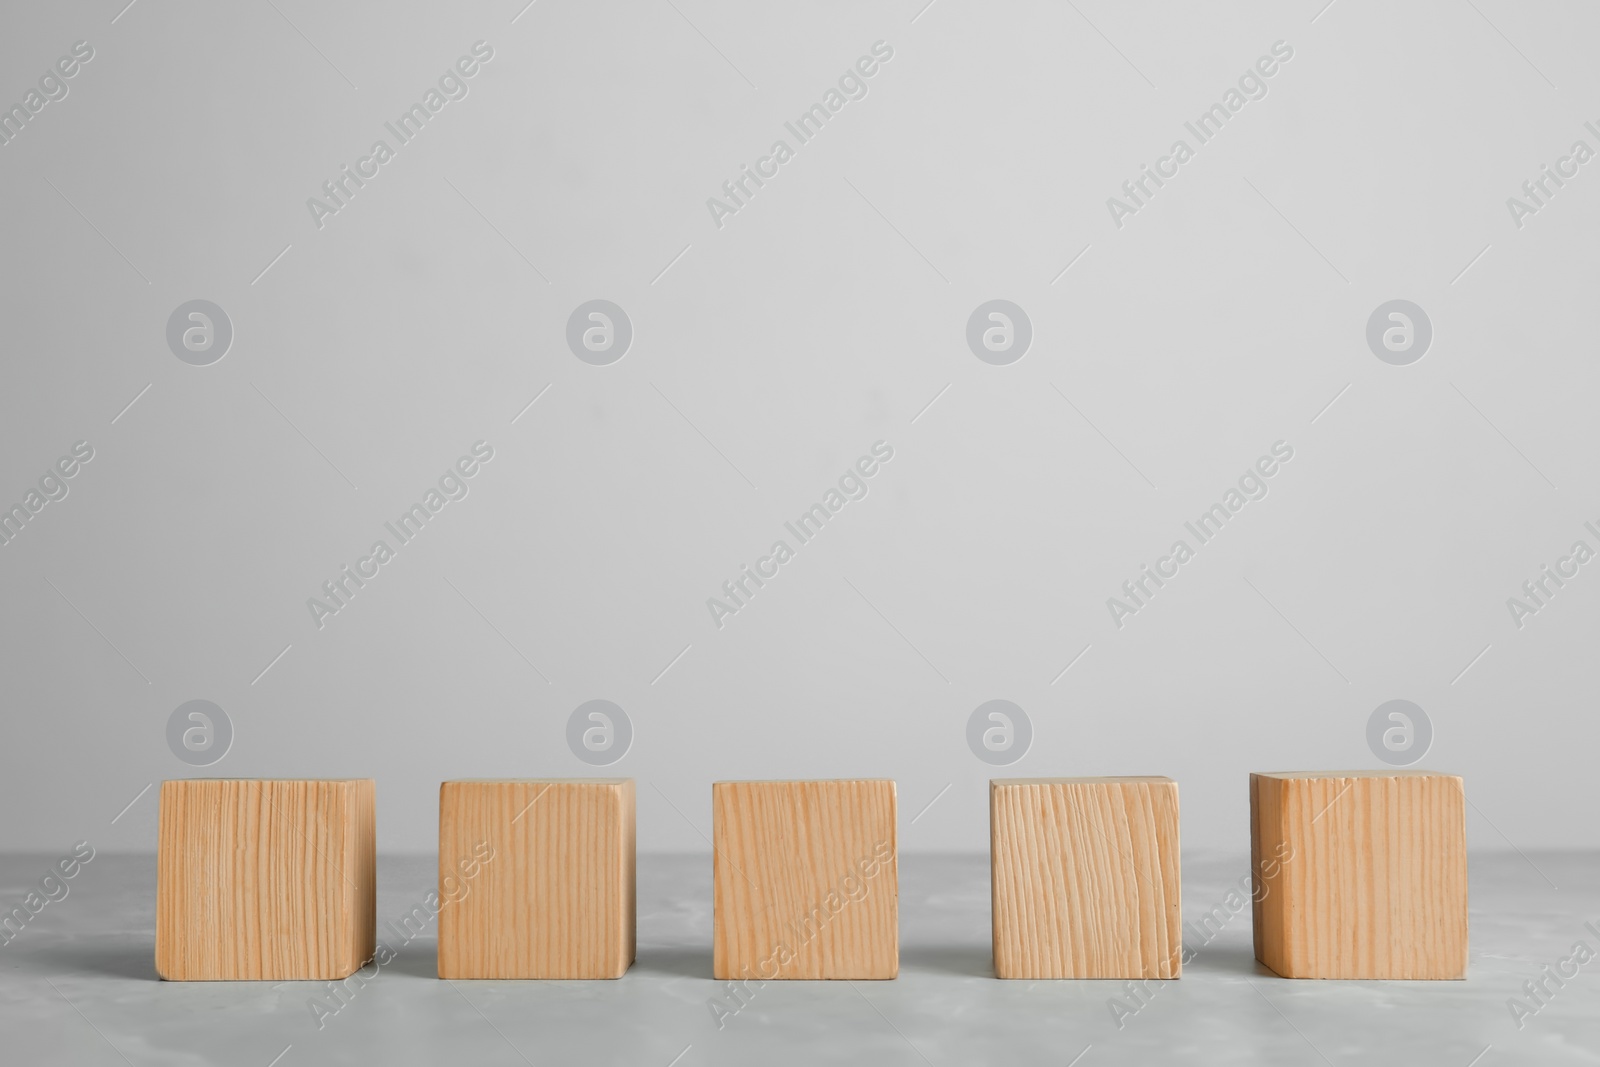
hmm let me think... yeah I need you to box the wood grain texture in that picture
[437,779,635,980]
[712,779,897,980]
[155,779,375,981]
[1250,770,1467,979]
[990,777,1181,979]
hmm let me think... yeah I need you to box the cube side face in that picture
[438,780,634,979]
[342,780,378,977]
[990,779,1180,979]
[713,780,898,980]
[156,780,374,981]
[1249,774,1263,965]
[435,781,485,979]
[620,780,637,968]
[155,780,200,980]
[1249,774,1292,976]
[1261,773,1467,979]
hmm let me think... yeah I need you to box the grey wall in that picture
[1,0,1595,859]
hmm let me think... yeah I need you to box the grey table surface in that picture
[0,851,1594,1066]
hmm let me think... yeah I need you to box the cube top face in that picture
[444,780,636,790]
[172,777,371,782]
[712,779,898,980]
[156,779,376,981]
[1252,769,1447,780]
[712,778,896,791]
[990,777,1181,979]
[992,776,1174,785]
[437,778,635,980]
[1250,771,1467,980]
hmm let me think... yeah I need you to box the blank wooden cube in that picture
[1250,770,1467,979]
[712,779,897,980]
[437,779,635,979]
[990,777,1181,979]
[156,779,375,981]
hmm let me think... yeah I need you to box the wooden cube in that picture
[1250,770,1467,979]
[156,779,375,981]
[712,779,897,980]
[990,777,1181,979]
[437,779,635,979]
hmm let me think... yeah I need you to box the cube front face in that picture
[1250,771,1467,980]
[712,779,898,980]
[990,777,1181,980]
[155,779,375,981]
[437,779,635,980]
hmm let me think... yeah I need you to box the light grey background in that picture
[2,0,1597,862]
